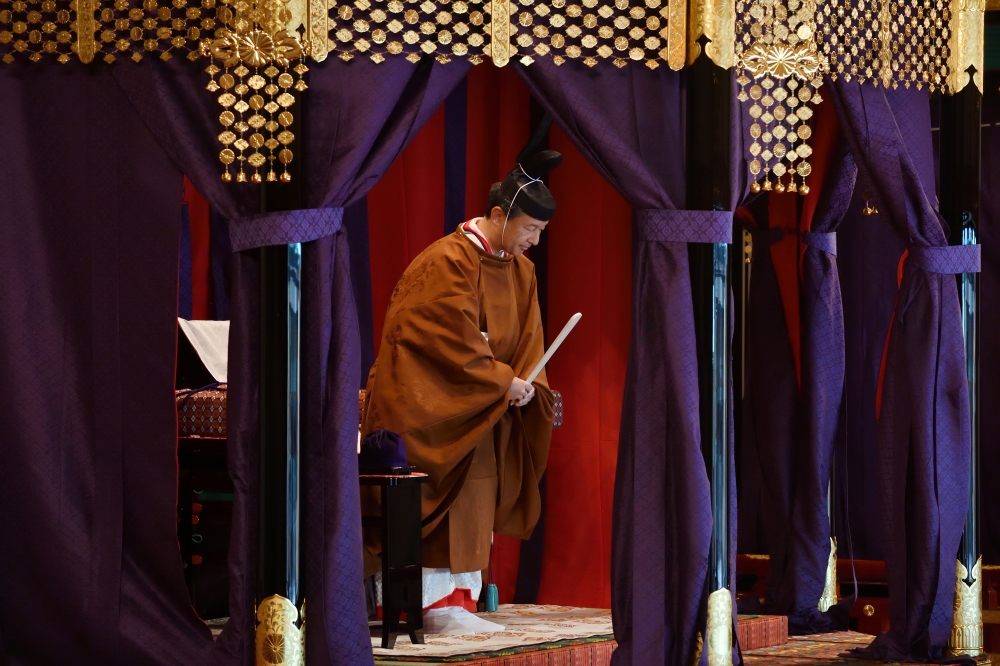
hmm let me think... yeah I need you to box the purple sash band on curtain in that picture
[636,209,733,244]
[229,208,345,251]
[908,244,981,274]
[803,231,837,256]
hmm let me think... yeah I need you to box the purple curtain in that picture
[835,186,902,563]
[790,138,857,632]
[516,60,739,666]
[828,81,976,661]
[979,71,1000,565]
[736,197,801,570]
[42,53,469,666]
[0,64,212,665]
[737,133,858,635]
[150,57,468,666]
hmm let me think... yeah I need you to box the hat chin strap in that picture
[500,165,542,252]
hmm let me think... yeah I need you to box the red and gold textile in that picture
[176,385,227,438]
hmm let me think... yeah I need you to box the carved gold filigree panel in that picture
[0,0,215,64]
[320,0,683,69]
[814,0,959,92]
[689,0,734,67]
[947,0,984,92]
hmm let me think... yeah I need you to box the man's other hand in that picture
[509,377,536,407]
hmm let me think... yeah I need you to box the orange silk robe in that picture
[361,226,554,574]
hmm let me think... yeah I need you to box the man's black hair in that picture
[485,182,524,220]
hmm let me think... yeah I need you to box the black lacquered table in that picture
[360,471,427,649]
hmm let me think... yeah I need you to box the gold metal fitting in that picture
[818,537,838,612]
[862,190,879,216]
[256,595,305,666]
[706,588,734,666]
[947,557,986,660]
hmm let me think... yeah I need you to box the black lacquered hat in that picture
[498,149,563,222]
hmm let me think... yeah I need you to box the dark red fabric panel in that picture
[800,102,840,234]
[182,176,212,320]
[464,66,531,219]
[491,535,521,604]
[536,126,631,608]
[765,105,842,389]
[367,105,447,350]
[767,192,802,386]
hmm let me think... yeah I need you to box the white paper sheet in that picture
[178,318,230,383]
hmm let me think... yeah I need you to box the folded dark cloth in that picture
[358,429,409,472]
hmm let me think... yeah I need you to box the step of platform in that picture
[738,614,789,650]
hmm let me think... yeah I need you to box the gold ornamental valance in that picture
[1,0,983,187]
[0,0,696,69]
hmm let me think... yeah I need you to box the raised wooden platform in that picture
[371,605,788,664]
[743,631,994,665]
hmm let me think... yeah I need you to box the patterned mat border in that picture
[372,634,616,663]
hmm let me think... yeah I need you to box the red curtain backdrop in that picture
[760,103,840,389]
[367,106,447,345]
[464,65,532,220]
[182,176,213,320]
[536,126,631,608]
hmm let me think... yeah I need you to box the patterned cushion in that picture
[176,385,227,438]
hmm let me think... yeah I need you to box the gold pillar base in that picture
[706,587,733,666]
[818,537,838,613]
[947,557,988,662]
[256,595,305,666]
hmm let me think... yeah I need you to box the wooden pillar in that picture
[687,34,735,666]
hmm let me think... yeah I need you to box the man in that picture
[361,151,561,627]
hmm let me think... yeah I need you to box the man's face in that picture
[491,207,549,256]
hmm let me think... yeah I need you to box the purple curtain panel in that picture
[828,80,975,663]
[0,64,213,666]
[517,60,740,666]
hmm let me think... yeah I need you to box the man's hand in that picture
[509,377,536,407]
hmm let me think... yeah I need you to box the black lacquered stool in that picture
[360,471,427,649]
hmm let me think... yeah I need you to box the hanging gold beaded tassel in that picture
[736,0,824,195]
[203,0,303,183]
